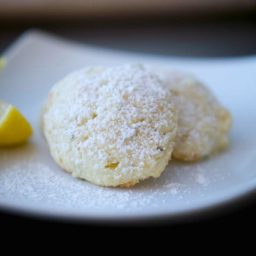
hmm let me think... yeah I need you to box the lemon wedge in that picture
[0,101,33,146]
[0,58,6,71]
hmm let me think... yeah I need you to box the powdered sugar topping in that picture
[44,64,177,182]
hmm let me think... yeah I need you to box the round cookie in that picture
[163,71,231,161]
[43,64,177,187]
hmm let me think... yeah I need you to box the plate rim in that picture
[0,180,256,223]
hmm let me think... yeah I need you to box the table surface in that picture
[0,15,256,227]
[1,15,256,57]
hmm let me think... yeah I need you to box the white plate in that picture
[0,30,256,222]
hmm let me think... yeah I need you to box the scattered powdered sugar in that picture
[194,168,209,186]
[0,160,179,211]
[164,183,184,195]
[0,155,217,213]
[0,138,240,216]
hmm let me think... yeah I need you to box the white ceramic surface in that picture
[0,31,256,222]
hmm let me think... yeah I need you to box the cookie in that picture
[163,71,231,161]
[43,64,177,187]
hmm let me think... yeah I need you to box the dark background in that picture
[0,10,256,228]
[1,11,256,57]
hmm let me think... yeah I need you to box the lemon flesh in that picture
[0,101,33,146]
